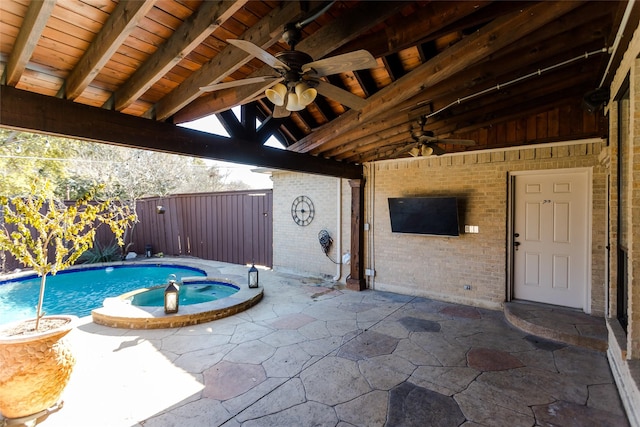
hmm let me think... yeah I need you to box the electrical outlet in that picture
[464,225,479,233]
[463,285,472,290]
[365,269,376,277]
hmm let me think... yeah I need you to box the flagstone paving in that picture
[13,260,629,427]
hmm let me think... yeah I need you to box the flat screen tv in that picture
[388,197,460,236]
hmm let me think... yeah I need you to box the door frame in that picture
[506,167,593,313]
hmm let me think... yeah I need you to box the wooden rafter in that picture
[172,1,409,123]
[288,1,585,154]
[3,0,55,87]
[0,86,362,179]
[64,0,157,100]
[110,1,247,112]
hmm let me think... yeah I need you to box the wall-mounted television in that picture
[388,197,460,236]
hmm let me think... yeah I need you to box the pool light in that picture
[164,279,179,314]
[248,264,259,288]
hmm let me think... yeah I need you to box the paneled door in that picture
[513,170,589,309]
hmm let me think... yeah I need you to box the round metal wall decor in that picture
[291,195,315,226]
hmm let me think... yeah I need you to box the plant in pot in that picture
[0,181,135,424]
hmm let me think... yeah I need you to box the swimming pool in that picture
[0,264,206,325]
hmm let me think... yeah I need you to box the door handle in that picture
[514,241,520,251]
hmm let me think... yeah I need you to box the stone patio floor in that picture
[15,260,630,426]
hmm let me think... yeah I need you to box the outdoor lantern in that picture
[248,264,259,288]
[164,280,179,314]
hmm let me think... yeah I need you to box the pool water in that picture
[0,265,206,325]
[129,281,239,307]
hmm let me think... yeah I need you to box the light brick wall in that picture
[605,31,640,424]
[272,141,607,314]
[272,172,351,280]
[369,141,607,312]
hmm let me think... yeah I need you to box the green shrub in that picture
[77,240,122,264]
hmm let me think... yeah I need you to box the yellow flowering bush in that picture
[0,181,136,329]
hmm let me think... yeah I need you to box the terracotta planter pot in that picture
[0,316,77,420]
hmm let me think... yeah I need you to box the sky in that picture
[179,107,282,189]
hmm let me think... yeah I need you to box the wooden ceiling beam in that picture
[153,1,303,121]
[313,96,338,122]
[425,62,601,137]
[316,114,412,157]
[173,1,409,123]
[395,1,614,115]
[256,115,285,145]
[333,60,597,161]
[311,34,604,157]
[333,1,494,58]
[344,12,600,145]
[289,1,589,154]
[338,128,413,162]
[354,138,417,163]
[0,85,362,179]
[64,0,157,101]
[3,0,55,87]
[382,53,406,82]
[111,1,247,112]
[241,103,258,139]
[353,69,379,98]
[255,101,291,147]
[436,83,594,138]
[216,109,246,138]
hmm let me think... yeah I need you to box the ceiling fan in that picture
[407,116,475,157]
[200,19,378,118]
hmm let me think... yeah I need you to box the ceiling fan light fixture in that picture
[286,91,305,111]
[265,83,287,106]
[421,145,434,157]
[295,82,317,106]
[409,147,421,157]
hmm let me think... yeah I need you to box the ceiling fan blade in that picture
[227,39,290,71]
[442,138,476,146]
[302,50,377,77]
[430,144,447,156]
[313,79,368,110]
[417,134,436,143]
[273,104,291,118]
[200,76,281,92]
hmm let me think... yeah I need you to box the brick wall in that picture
[272,172,351,280]
[605,30,640,425]
[369,140,607,312]
[273,140,607,314]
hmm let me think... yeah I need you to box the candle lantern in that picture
[164,279,179,314]
[248,264,259,288]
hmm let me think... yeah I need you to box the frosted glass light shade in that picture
[295,82,317,107]
[408,147,421,157]
[265,83,287,106]
[286,92,305,111]
[421,145,434,156]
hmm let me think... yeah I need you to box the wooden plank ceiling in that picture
[0,0,632,177]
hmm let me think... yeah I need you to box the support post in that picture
[346,178,366,291]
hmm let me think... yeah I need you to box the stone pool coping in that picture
[90,257,263,329]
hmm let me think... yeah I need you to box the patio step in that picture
[504,301,608,352]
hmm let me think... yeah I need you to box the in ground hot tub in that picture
[128,281,240,307]
[92,276,262,329]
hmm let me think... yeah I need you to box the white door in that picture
[513,170,589,309]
